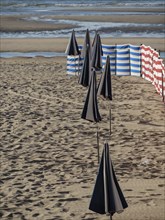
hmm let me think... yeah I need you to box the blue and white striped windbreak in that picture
[67,44,141,76]
[102,44,141,76]
[66,45,83,75]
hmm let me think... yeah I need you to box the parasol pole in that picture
[110,214,112,220]
[162,70,164,102]
[78,54,80,76]
[109,101,112,137]
[97,123,100,163]
[75,56,77,75]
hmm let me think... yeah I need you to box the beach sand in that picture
[0,7,165,220]
[0,56,164,220]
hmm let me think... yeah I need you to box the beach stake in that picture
[115,44,117,75]
[140,44,142,77]
[97,123,100,163]
[109,102,112,137]
[81,68,101,163]
[162,70,164,102]
[129,46,131,76]
[78,54,80,76]
[75,57,77,75]
[98,55,112,138]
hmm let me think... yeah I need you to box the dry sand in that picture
[0,56,165,220]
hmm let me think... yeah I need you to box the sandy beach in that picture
[0,3,165,219]
[0,56,165,220]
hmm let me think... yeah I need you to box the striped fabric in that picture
[141,45,155,82]
[102,45,116,75]
[129,44,141,76]
[67,55,83,75]
[67,44,141,77]
[141,44,165,101]
[116,44,130,76]
[102,44,141,76]
[66,45,83,75]
[153,57,165,97]
[66,43,164,101]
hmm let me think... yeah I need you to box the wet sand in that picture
[1,38,165,53]
[1,9,164,53]
[1,12,164,32]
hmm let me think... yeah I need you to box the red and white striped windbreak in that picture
[141,44,165,101]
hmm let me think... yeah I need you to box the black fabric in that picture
[97,55,112,100]
[82,29,91,58]
[65,30,80,55]
[91,33,103,70]
[89,143,128,215]
[81,70,101,122]
[78,45,91,87]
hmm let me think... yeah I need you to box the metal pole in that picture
[140,44,142,77]
[109,102,111,137]
[78,55,80,76]
[129,47,131,76]
[97,123,100,164]
[115,44,117,75]
[162,70,164,102]
[75,56,77,76]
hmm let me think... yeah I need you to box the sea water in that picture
[1,0,164,14]
[0,0,164,38]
